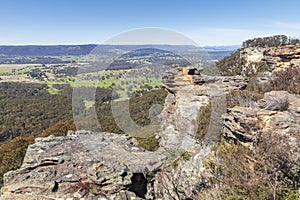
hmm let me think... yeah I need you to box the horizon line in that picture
[0,43,241,47]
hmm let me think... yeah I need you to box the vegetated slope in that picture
[0,83,120,143]
[201,90,300,199]
[199,35,300,199]
[0,83,73,142]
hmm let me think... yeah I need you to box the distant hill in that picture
[0,44,237,60]
[203,45,240,52]
[0,44,97,56]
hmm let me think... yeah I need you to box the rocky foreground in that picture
[1,61,300,199]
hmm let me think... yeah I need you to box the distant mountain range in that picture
[0,44,238,57]
[0,44,97,57]
[202,45,241,52]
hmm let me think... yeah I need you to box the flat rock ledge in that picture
[1,131,167,200]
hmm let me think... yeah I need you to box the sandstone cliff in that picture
[240,44,300,76]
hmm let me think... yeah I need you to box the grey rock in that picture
[1,132,166,199]
[223,91,300,149]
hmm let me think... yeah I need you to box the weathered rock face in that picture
[0,68,249,200]
[241,47,265,63]
[264,45,300,69]
[240,45,300,76]
[223,91,300,150]
[1,131,167,199]
[159,67,247,150]
[147,68,247,199]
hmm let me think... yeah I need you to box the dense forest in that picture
[0,83,72,141]
[0,82,168,142]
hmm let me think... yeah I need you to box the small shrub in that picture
[164,148,191,169]
[242,61,270,77]
[196,103,211,141]
[135,135,159,151]
[249,66,300,95]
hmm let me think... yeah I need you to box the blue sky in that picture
[1,0,300,45]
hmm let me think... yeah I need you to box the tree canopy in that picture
[242,35,300,48]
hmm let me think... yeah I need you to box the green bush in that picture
[135,135,159,151]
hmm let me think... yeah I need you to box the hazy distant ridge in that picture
[0,44,238,57]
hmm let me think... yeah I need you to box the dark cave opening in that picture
[128,173,148,198]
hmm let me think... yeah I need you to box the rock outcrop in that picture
[264,45,300,70]
[159,67,247,150]
[223,91,300,150]
[240,45,300,76]
[1,131,167,199]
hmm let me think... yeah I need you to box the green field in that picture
[0,63,163,98]
[0,64,38,75]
